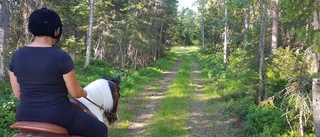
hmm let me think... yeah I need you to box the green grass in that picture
[108,51,178,137]
[170,46,199,54]
[141,53,193,137]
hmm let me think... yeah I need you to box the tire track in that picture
[188,58,211,137]
[127,56,182,136]
[188,59,238,137]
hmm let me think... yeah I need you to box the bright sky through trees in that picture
[178,0,198,12]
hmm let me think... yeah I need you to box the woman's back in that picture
[10,46,73,107]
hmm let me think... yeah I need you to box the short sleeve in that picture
[9,51,19,72]
[9,57,15,72]
[60,52,74,74]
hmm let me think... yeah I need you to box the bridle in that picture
[104,81,120,119]
[84,80,120,120]
[84,97,104,110]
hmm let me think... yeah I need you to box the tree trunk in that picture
[271,0,279,55]
[84,0,94,68]
[299,102,304,137]
[117,35,125,68]
[201,0,205,48]
[0,0,9,81]
[312,10,320,137]
[158,22,163,60]
[243,0,250,51]
[223,0,228,66]
[258,0,267,104]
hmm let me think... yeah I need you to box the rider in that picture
[9,8,108,137]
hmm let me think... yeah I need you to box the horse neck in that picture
[78,79,115,121]
[85,79,114,112]
[76,97,104,122]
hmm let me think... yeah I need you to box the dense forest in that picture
[1,0,320,136]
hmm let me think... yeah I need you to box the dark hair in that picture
[28,8,62,39]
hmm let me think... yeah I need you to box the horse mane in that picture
[83,79,114,113]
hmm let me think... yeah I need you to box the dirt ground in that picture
[126,55,240,137]
[127,55,182,136]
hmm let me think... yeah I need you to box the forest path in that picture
[126,51,238,137]
[188,57,235,137]
[127,55,182,136]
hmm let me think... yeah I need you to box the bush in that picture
[243,106,289,136]
[222,97,255,120]
[0,99,18,137]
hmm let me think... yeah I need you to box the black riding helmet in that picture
[28,8,62,40]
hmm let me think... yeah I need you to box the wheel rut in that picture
[188,60,211,137]
[188,58,240,137]
[127,54,237,137]
[127,55,182,136]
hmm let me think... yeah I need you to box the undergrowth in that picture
[196,47,315,136]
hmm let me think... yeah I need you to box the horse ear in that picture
[102,76,110,80]
[116,76,121,82]
[112,76,121,86]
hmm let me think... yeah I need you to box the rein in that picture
[84,97,104,110]
[84,80,120,116]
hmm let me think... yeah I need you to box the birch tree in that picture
[201,0,205,48]
[243,0,250,51]
[0,0,9,81]
[312,10,320,137]
[271,0,279,55]
[84,0,94,68]
[223,0,228,66]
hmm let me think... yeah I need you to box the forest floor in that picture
[126,53,241,137]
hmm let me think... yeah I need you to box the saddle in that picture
[10,121,69,137]
[10,99,94,137]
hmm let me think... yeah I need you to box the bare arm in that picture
[63,69,87,98]
[9,71,20,98]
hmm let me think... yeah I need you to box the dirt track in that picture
[127,55,181,136]
[126,54,238,137]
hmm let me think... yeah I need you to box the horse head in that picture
[103,76,121,124]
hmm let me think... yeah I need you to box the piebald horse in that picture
[10,76,121,137]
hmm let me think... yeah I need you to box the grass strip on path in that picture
[143,53,193,137]
[108,52,178,137]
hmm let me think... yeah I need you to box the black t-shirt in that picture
[9,46,74,106]
[9,46,109,137]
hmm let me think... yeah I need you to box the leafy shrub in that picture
[0,81,18,136]
[243,106,289,136]
[267,47,305,96]
[223,97,255,120]
[0,99,18,137]
[281,131,316,137]
[267,47,313,135]
[224,49,259,96]
[199,47,295,136]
